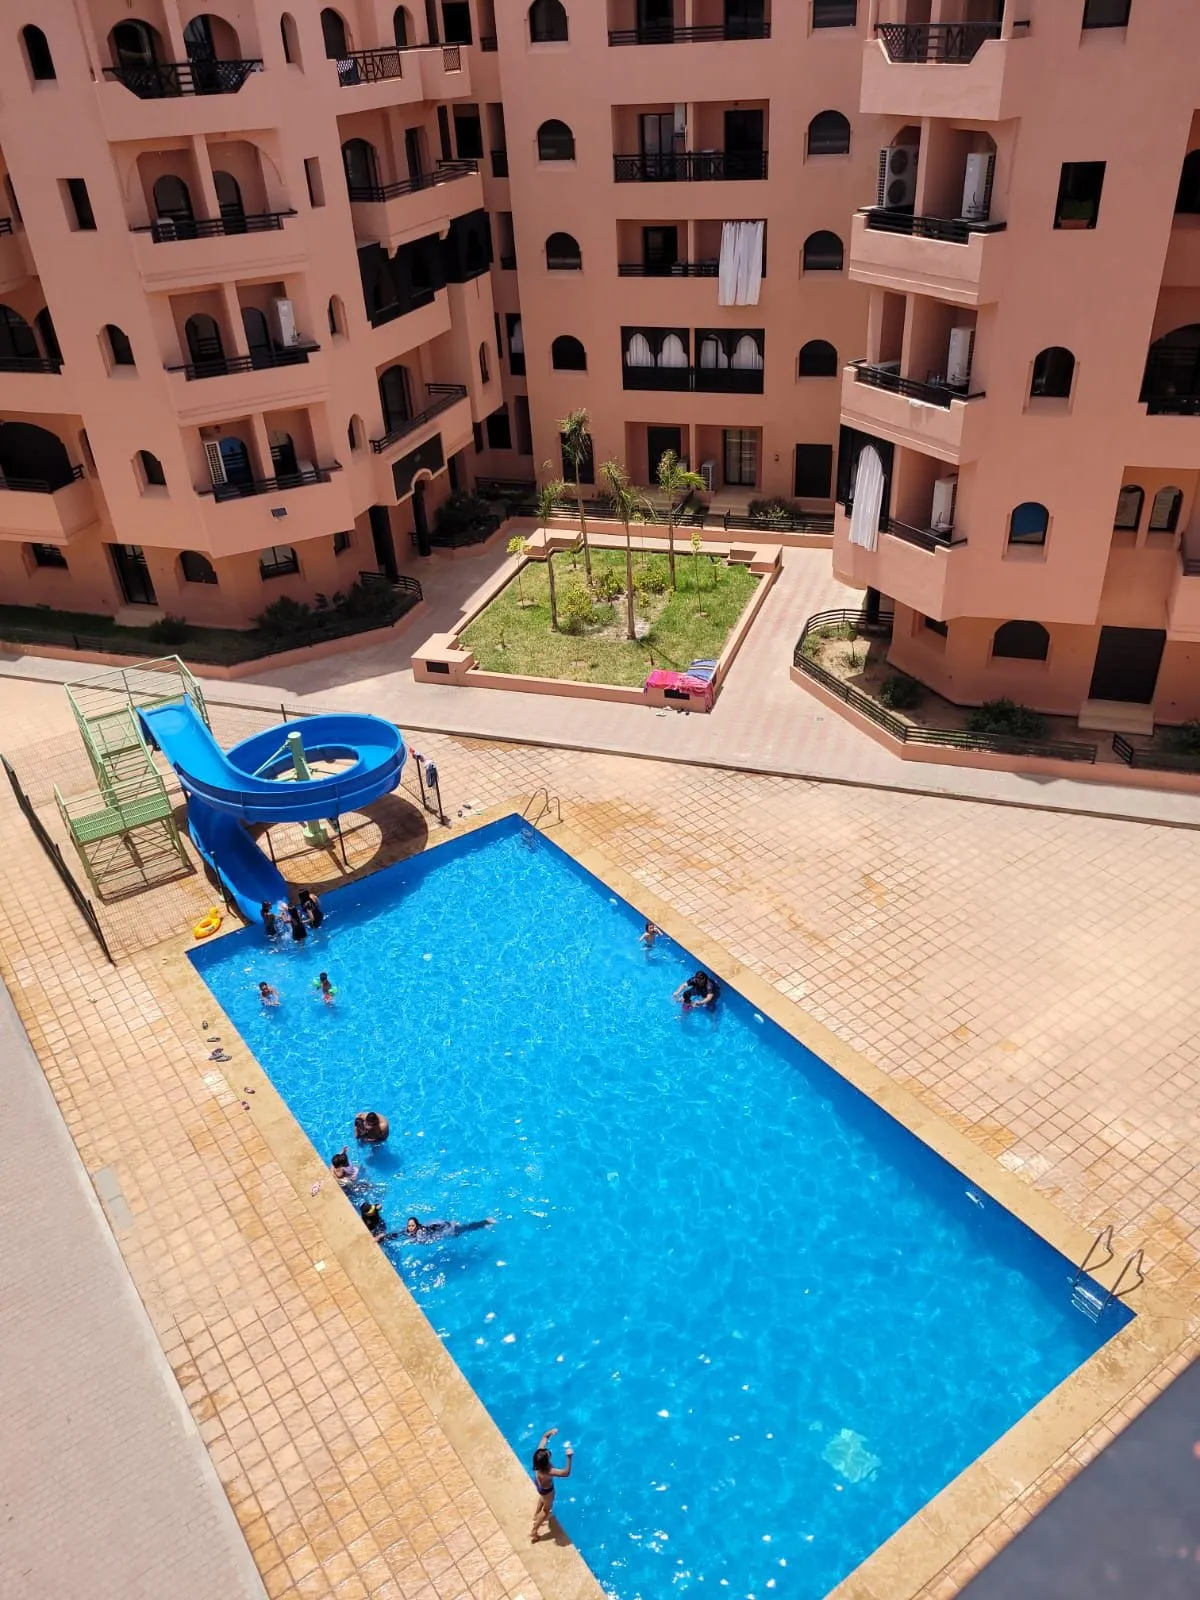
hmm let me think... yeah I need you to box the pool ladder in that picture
[522,788,562,829]
[1070,1225,1146,1321]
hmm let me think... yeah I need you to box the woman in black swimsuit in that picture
[674,970,719,1010]
[530,1427,573,1543]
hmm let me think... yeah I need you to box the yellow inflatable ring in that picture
[193,908,223,939]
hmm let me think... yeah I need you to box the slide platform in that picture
[139,697,406,920]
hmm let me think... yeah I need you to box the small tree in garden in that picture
[507,534,529,605]
[690,528,706,614]
[537,468,567,631]
[656,449,705,590]
[599,458,654,641]
[558,407,594,583]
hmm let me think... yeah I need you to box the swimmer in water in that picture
[640,920,661,948]
[261,902,280,938]
[354,1111,389,1144]
[674,970,719,1011]
[530,1428,573,1543]
[359,1201,400,1243]
[315,971,334,1005]
[258,981,280,1006]
[287,903,307,941]
[298,888,324,929]
[404,1216,494,1244]
[331,1147,360,1191]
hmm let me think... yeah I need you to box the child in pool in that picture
[258,981,280,1006]
[640,920,661,948]
[314,971,335,1005]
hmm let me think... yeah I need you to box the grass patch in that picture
[460,547,759,687]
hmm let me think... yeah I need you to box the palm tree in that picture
[537,470,566,631]
[599,459,653,641]
[656,448,706,590]
[558,407,594,584]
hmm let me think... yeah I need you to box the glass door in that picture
[642,226,679,273]
[109,544,158,606]
[640,113,676,181]
[722,429,758,487]
[637,0,675,43]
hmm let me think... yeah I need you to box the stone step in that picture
[1077,699,1155,736]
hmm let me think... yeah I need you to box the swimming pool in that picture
[191,817,1130,1600]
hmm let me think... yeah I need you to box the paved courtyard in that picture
[1,643,1199,1600]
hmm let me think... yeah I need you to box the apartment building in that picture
[835,0,1200,727]
[0,0,503,627]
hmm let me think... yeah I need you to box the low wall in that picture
[790,663,1200,795]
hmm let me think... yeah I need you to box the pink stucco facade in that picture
[834,0,1200,726]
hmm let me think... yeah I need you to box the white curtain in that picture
[718,220,764,307]
[849,446,884,552]
[510,317,523,355]
[730,333,763,370]
[625,332,653,367]
[659,333,687,368]
[698,336,725,370]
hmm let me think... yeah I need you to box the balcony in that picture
[97,57,274,139]
[0,352,62,375]
[370,383,468,452]
[195,467,356,557]
[614,150,768,182]
[166,346,329,425]
[130,210,304,290]
[1167,550,1200,640]
[608,22,770,43]
[168,343,319,382]
[209,465,332,503]
[842,361,983,460]
[347,161,481,252]
[623,364,764,393]
[0,465,96,543]
[833,504,964,620]
[102,58,261,96]
[850,210,1005,307]
[861,17,1024,121]
[618,259,718,276]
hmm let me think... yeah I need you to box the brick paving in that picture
[2,673,1200,1598]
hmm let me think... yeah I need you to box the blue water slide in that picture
[138,697,406,919]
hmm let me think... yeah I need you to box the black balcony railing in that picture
[608,21,770,44]
[614,150,768,183]
[623,364,764,394]
[861,207,1007,244]
[103,57,262,96]
[875,21,1001,63]
[491,148,509,177]
[346,159,478,203]
[135,209,296,243]
[883,517,963,552]
[852,360,982,409]
[168,343,318,382]
[208,465,333,502]
[334,47,404,82]
[618,259,719,277]
[480,33,498,49]
[0,352,62,375]
[0,218,14,236]
[0,463,84,493]
[371,382,468,452]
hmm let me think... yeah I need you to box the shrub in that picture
[1166,720,1200,756]
[255,594,315,640]
[435,490,494,537]
[800,634,823,661]
[747,495,806,526]
[336,579,397,622]
[592,568,624,602]
[965,698,1047,740]
[146,613,189,644]
[879,673,922,710]
[557,578,596,633]
[814,621,856,643]
[634,567,668,597]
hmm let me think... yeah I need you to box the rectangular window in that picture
[62,178,96,231]
[498,211,516,269]
[437,106,453,163]
[505,312,524,375]
[794,443,833,499]
[723,429,757,488]
[472,421,484,453]
[304,158,325,208]
[453,105,484,160]
[486,407,512,450]
[1082,0,1131,26]
[514,394,533,456]
[494,311,504,357]
[1054,161,1105,229]
[923,615,949,637]
[812,0,858,26]
[333,530,352,554]
[259,544,300,578]
[442,0,473,42]
[29,542,68,569]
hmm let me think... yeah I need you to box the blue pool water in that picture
[191,818,1130,1600]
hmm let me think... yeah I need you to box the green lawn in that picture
[460,546,759,687]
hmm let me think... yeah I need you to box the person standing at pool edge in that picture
[530,1427,573,1543]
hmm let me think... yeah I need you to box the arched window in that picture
[280,12,300,63]
[0,304,38,362]
[21,24,56,80]
[659,332,687,367]
[327,295,344,336]
[993,620,1050,661]
[730,333,763,370]
[378,364,412,431]
[552,335,586,371]
[479,342,490,383]
[136,449,166,488]
[1149,485,1183,533]
[184,313,224,369]
[529,0,568,43]
[214,171,245,228]
[537,119,575,162]
[111,20,162,70]
[807,111,851,157]
[34,308,61,364]
[1141,324,1200,408]
[180,550,217,584]
[393,6,411,46]
[320,7,350,56]
[242,307,272,363]
[798,339,838,378]
[153,174,194,223]
[1030,346,1075,399]
[1113,485,1143,531]
[546,231,581,270]
[0,421,73,487]
[104,324,135,367]
[347,415,363,451]
[342,138,379,195]
[1175,150,1200,216]
[1008,502,1049,547]
[802,231,844,272]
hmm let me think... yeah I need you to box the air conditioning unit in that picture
[700,460,717,493]
[960,151,995,222]
[931,475,958,533]
[203,440,226,486]
[946,326,975,391]
[876,144,919,210]
[272,296,300,346]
